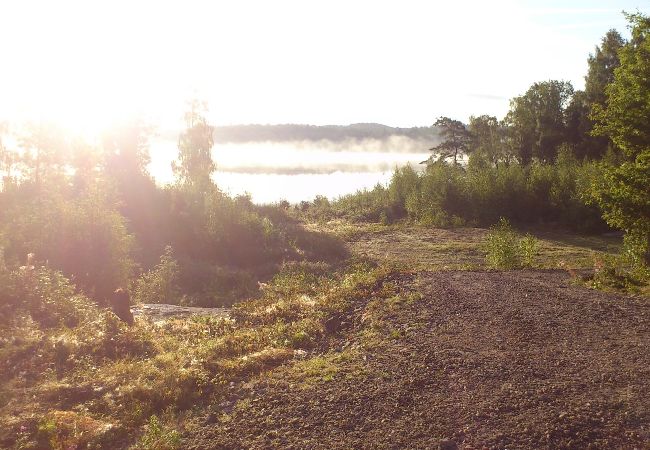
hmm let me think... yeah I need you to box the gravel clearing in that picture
[184,270,649,449]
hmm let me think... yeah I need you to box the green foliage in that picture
[506,80,574,164]
[133,415,181,450]
[314,156,605,232]
[426,116,472,164]
[585,29,626,106]
[132,246,181,305]
[0,264,95,328]
[566,29,626,159]
[172,99,215,191]
[589,252,647,292]
[519,234,539,268]
[590,13,650,273]
[484,218,521,269]
[483,218,539,269]
[468,115,512,166]
[0,179,134,301]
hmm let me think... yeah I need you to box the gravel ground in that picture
[184,270,649,450]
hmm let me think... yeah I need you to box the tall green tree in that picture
[585,29,626,106]
[567,30,626,159]
[426,117,472,165]
[591,13,650,266]
[468,115,511,167]
[505,80,574,164]
[172,100,216,190]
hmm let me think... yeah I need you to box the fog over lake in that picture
[149,137,431,204]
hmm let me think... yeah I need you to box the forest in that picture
[0,11,648,450]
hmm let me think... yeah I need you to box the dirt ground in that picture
[183,270,649,449]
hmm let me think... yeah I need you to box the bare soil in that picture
[183,270,649,449]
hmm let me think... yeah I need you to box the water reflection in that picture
[148,139,429,203]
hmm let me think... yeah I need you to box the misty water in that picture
[149,138,431,203]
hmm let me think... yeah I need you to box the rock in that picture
[109,289,134,325]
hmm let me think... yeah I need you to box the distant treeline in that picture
[212,123,439,143]
[301,16,650,275]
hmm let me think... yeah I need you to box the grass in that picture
[313,220,622,271]
[0,218,642,449]
[283,351,354,384]
[0,259,396,449]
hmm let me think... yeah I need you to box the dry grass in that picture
[0,260,393,449]
[312,221,622,271]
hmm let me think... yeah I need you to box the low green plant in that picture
[484,218,521,269]
[519,234,539,267]
[133,415,181,450]
[484,218,539,269]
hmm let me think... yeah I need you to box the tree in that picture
[18,122,68,187]
[585,29,626,106]
[591,13,650,266]
[101,120,165,267]
[564,90,593,159]
[102,119,152,182]
[468,115,510,167]
[426,117,472,165]
[0,122,16,188]
[172,99,216,190]
[567,30,626,159]
[505,80,574,164]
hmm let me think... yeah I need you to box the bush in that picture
[1,265,95,328]
[483,218,539,269]
[519,234,539,268]
[484,218,521,269]
[319,156,607,231]
[589,231,649,291]
[0,180,134,301]
[132,246,181,305]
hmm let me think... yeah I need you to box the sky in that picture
[0,0,648,133]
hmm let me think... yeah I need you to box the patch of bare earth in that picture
[183,270,649,449]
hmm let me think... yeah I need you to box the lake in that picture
[148,138,431,203]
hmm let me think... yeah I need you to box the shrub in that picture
[484,218,539,269]
[484,218,521,269]
[132,246,181,305]
[519,234,539,268]
[0,180,134,301]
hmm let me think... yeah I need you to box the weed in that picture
[133,415,181,450]
[483,218,540,269]
[519,234,539,267]
[484,218,521,269]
